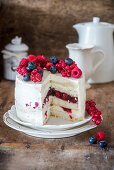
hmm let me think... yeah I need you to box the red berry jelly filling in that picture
[61,107,72,113]
[43,88,78,106]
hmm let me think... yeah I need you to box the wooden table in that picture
[0,80,114,170]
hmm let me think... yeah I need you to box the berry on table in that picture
[50,56,59,64]
[95,132,105,141]
[95,119,102,125]
[65,58,74,66]
[89,137,97,144]
[98,140,107,149]
[50,65,58,74]
[23,74,30,81]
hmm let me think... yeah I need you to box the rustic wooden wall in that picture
[0,0,114,78]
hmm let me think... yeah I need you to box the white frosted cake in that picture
[15,55,86,125]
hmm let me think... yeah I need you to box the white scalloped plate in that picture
[8,105,92,131]
[3,112,97,138]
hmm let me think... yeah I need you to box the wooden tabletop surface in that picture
[0,79,114,170]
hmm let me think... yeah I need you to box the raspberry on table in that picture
[95,132,105,141]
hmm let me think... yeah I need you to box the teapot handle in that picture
[91,47,104,74]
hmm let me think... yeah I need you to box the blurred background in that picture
[0,0,114,79]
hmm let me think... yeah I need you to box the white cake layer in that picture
[15,70,86,125]
[50,105,84,121]
[50,96,78,110]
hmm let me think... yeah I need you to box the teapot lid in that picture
[5,36,29,52]
[76,17,114,27]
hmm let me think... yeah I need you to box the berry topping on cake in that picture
[71,68,82,78]
[23,74,30,81]
[46,62,53,71]
[30,71,42,82]
[65,58,74,66]
[50,56,59,64]
[19,58,28,67]
[50,65,58,74]
[27,62,37,71]
[27,55,37,63]
[17,55,83,82]
[37,70,43,77]
[17,66,29,76]
[36,55,47,68]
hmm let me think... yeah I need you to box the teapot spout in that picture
[73,24,83,37]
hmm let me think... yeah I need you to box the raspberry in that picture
[36,56,47,68]
[19,58,28,67]
[27,55,37,63]
[46,62,53,71]
[17,66,29,76]
[71,68,82,78]
[95,132,105,141]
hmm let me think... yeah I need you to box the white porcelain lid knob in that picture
[4,36,29,52]
[93,17,100,23]
[11,36,22,45]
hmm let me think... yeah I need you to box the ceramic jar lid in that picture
[76,17,114,27]
[5,36,29,52]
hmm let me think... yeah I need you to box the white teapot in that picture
[73,17,114,84]
[66,43,104,88]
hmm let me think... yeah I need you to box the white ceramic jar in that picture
[1,36,29,80]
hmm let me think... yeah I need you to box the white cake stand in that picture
[3,106,97,139]
[8,105,92,131]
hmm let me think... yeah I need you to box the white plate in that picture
[8,105,91,131]
[3,112,97,138]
